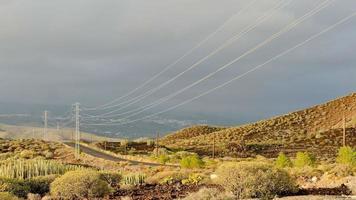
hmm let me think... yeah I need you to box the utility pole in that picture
[75,103,80,159]
[155,132,160,157]
[43,111,48,140]
[32,128,35,139]
[343,114,346,147]
[212,132,216,159]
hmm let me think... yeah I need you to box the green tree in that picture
[275,152,292,168]
[336,146,356,166]
[294,152,316,168]
[180,155,204,169]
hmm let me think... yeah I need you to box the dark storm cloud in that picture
[0,0,355,121]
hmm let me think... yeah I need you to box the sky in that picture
[0,0,355,124]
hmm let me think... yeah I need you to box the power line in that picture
[82,0,334,125]
[84,9,355,126]
[83,0,259,111]
[83,0,289,117]
[83,0,292,119]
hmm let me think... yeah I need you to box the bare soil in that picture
[108,183,221,200]
[105,182,353,200]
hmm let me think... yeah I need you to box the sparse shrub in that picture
[157,154,170,164]
[294,152,316,168]
[174,151,194,159]
[160,176,175,185]
[0,175,57,197]
[27,175,58,195]
[50,170,111,199]
[329,164,355,177]
[0,192,19,200]
[288,166,323,180]
[152,147,170,156]
[19,150,37,159]
[215,162,297,200]
[122,174,146,186]
[276,152,292,168]
[43,151,54,159]
[0,178,30,197]
[180,155,204,169]
[181,174,203,185]
[146,171,186,184]
[99,171,122,187]
[336,146,356,166]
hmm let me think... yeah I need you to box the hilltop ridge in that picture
[161,93,356,158]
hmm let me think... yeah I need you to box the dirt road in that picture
[64,142,166,166]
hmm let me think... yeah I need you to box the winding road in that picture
[64,142,167,166]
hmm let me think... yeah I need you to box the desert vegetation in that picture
[0,139,353,199]
[0,95,354,199]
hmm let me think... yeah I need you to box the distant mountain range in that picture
[0,102,238,139]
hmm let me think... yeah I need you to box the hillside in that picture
[161,93,356,158]
[161,125,226,145]
[0,124,115,142]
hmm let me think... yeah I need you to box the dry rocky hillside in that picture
[161,93,356,158]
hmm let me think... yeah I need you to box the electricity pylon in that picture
[75,103,81,159]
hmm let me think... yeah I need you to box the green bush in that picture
[275,152,292,168]
[336,146,356,166]
[0,175,57,197]
[0,192,19,200]
[181,174,203,185]
[19,150,37,159]
[50,170,111,199]
[27,175,58,195]
[0,178,30,198]
[99,171,122,187]
[294,152,316,168]
[180,155,204,169]
[157,154,170,164]
[215,162,297,200]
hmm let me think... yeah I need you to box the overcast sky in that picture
[0,0,355,122]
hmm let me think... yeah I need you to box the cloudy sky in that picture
[0,0,355,123]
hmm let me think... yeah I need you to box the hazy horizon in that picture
[0,0,355,136]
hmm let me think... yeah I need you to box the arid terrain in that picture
[162,93,356,159]
[0,94,354,200]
